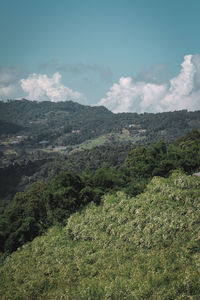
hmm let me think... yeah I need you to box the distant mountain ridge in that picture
[0,99,200,146]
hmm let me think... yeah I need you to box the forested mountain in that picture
[0,99,200,148]
[0,99,200,210]
[0,100,199,298]
[0,171,199,299]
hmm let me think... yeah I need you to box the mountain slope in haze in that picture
[0,99,200,147]
[0,171,199,299]
[0,99,113,143]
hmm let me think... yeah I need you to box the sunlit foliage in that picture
[0,172,199,299]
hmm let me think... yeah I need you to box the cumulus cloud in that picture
[21,72,84,102]
[98,54,200,113]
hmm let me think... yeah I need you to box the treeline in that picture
[0,130,199,256]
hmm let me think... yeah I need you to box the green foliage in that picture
[0,172,98,254]
[44,171,84,224]
[0,120,23,135]
[125,139,170,178]
[0,159,49,211]
[125,133,200,179]
[92,163,124,191]
[0,172,199,299]
[0,182,47,253]
[168,130,200,173]
[0,131,199,255]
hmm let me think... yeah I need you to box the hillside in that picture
[1,100,200,170]
[0,100,200,153]
[0,171,199,299]
[0,99,200,210]
[0,129,199,214]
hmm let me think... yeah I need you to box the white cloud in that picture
[98,54,200,113]
[21,72,85,102]
[99,77,167,113]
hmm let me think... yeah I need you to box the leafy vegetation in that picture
[0,159,50,210]
[1,128,200,212]
[125,131,200,178]
[0,171,97,254]
[0,172,199,299]
[0,130,199,256]
[0,120,23,135]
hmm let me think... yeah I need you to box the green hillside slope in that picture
[0,171,199,299]
[1,100,200,148]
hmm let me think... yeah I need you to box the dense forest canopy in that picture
[0,130,199,255]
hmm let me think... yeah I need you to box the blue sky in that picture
[0,0,200,112]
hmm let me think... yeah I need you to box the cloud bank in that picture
[1,54,200,112]
[98,54,200,113]
[21,72,84,102]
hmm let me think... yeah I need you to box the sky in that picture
[0,0,200,113]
